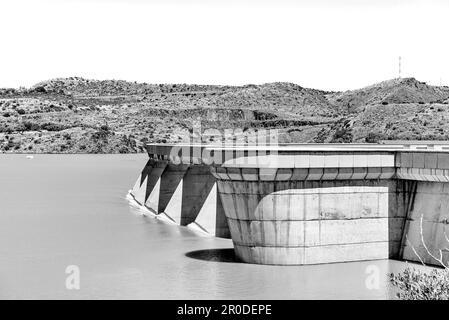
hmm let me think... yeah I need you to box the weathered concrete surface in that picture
[143,161,167,212]
[187,183,231,238]
[131,160,156,207]
[179,165,216,226]
[158,163,189,214]
[401,181,449,265]
[213,168,392,264]
[129,144,449,266]
[396,152,449,181]
[130,161,231,237]
[233,242,389,265]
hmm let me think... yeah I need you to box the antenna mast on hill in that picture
[398,56,402,79]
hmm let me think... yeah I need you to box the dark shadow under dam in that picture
[185,248,241,263]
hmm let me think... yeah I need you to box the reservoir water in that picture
[0,154,426,299]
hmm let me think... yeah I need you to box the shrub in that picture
[365,131,389,143]
[118,146,129,153]
[63,133,71,140]
[34,86,47,93]
[40,122,67,131]
[331,127,353,143]
[22,121,41,131]
[17,108,26,115]
[390,267,449,300]
[92,126,110,141]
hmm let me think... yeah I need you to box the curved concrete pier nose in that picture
[210,150,395,265]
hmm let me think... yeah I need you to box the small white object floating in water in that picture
[26,155,34,159]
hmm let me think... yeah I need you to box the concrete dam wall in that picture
[129,144,449,266]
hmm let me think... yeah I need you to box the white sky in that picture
[0,0,448,91]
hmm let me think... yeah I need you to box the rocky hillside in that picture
[1,77,448,153]
[318,78,449,143]
[327,78,449,113]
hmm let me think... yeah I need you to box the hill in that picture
[327,77,449,113]
[1,77,449,153]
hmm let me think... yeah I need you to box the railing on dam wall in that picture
[147,142,449,160]
[130,142,449,266]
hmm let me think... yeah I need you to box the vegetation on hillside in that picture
[1,77,449,153]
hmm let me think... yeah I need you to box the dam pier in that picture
[130,143,449,266]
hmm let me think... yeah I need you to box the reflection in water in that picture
[0,154,429,299]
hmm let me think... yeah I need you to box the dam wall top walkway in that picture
[145,143,449,182]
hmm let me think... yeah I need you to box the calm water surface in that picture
[0,154,424,299]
